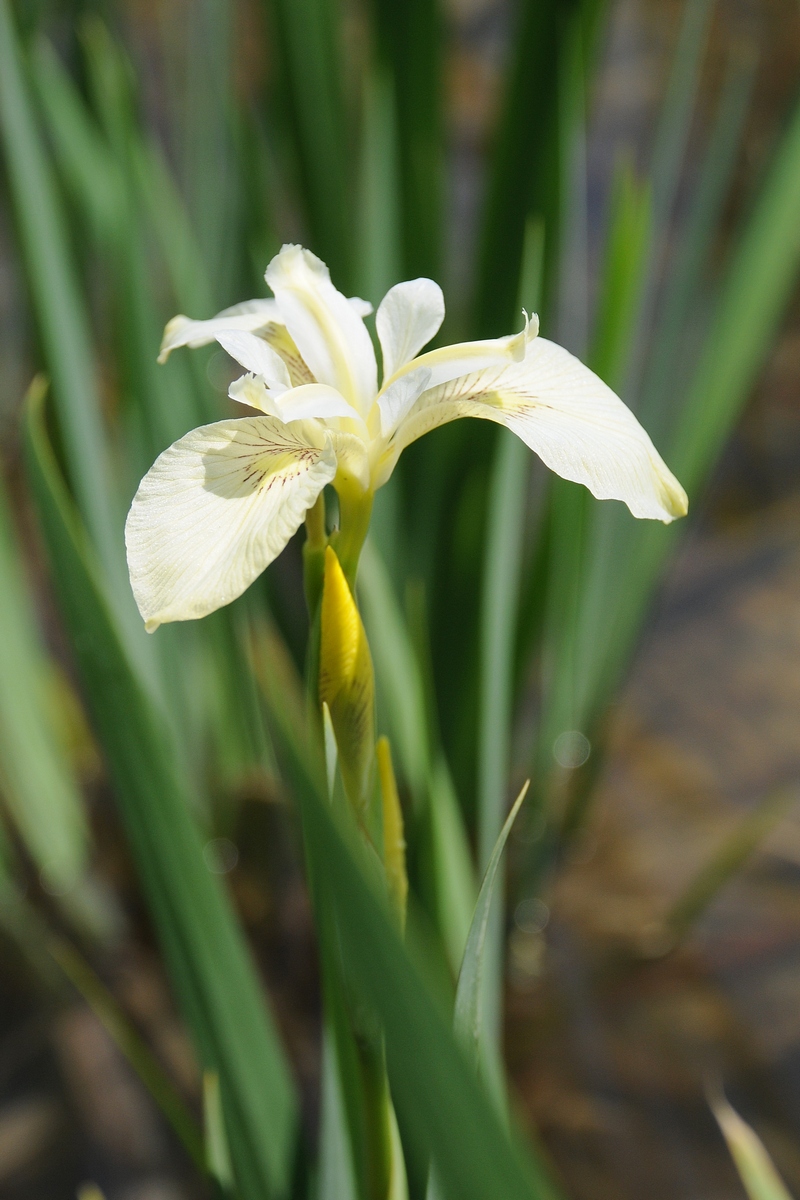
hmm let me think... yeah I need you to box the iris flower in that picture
[126,244,687,631]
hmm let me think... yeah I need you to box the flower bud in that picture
[319,545,375,814]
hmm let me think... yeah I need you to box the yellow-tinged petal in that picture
[381,316,538,395]
[319,546,375,813]
[266,245,377,414]
[382,337,687,522]
[125,417,337,630]
[377,737,408,930]
[376,278,444,381]
[158,299,280,362]
[215,330,292,392]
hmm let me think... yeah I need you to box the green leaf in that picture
[474,0,607,337]
[454,781,528,1114]
[637,47,755,444]
[427,756,477,977]
[318,1023,359,1200]
[0,466,89,903]
[297,760,562,1200]
[266,0,352,286]
[0,0,126,602]
[356,63,402,307]
[204,1071,237,1195]
[23,381,297,1200]
[589,160,652,390]
[369,0,443,281]
[624,0,714,401]
[359,542,476,974]
[711,1091,795,1200]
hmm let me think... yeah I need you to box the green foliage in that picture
[24,381,297,1200]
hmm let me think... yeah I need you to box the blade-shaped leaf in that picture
[0,469,89,902]
[296,761,561,1200]
[454,781,529,1113]
[266,0,352,286]
[0,1,124,598]
[23,380,297,1200]
[711,1091,794,1200]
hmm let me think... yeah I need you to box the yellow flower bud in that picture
[319,545,375,813]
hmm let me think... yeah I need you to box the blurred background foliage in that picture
[1,0,800,1196]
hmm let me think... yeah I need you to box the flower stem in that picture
[303,492,328,618]
[331,474,373,590]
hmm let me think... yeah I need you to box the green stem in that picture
[331,478,373,591]
[303,492,328,618]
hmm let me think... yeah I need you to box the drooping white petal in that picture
[378,366,432,437]
[376,278,444,381]
[216,330,292,393]
[384,337,688,522]
[125,417,337,630]
[382,315,539,393]
[158,299,280,362]
[266,245,378,414]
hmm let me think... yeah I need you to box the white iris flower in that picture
[125,243,687,631]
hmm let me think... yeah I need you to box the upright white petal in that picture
[125,417,337,630]
[376,278,444,381]
[158,299,280,362]
[385,337,687,522]
[382,316,539,393]
[216,330,292,393]
[266,245,378,414]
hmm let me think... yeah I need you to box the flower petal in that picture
[215,330,292,392]
[265,245,378,413]
[158,299,280,362]
[276,384,365,425]
[125,417,337,629]
[383,314,539,392]
[386,337,688,522]
[377,366,432,436]
[376,278,444,381]
[327,431,370,491]
[228,374,284,417]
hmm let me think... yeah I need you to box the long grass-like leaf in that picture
[0,0,125,599]
[454,781,528,1117]
[24,379,297,1200]
[624,0,714,403]
[0,470,89,901]
[292,744,563,1200]
[370,0,442,282]
[711,1091,795,1200]
[359,543,476,974]
[265,0,352,286]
